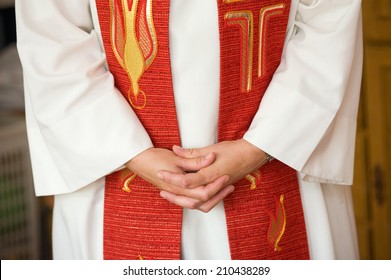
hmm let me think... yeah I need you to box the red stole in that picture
[96,0,309,260]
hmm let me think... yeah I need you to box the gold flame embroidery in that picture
[267,195,287,251]
[245,170,261,190]
[109,0,158,109]
[120,168,137,192]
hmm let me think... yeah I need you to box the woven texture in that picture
[217,0,309,260]
[97,0,182,260]
[97,0,309,260]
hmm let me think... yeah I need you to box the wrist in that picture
[125,147,154,171]
[239,139,273,164]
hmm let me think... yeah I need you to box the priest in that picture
[16,0,362,260]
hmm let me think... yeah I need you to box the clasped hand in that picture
[125,139,267,213]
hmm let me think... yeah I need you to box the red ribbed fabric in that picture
[97,0,182,260]
[96,0,309,260]
[217,0,309,259]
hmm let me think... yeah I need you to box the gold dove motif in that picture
[109,0,158,109]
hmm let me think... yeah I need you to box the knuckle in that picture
[196,157,204,166]
[199,192,211,202]
[188,201,199,210]
[181,177,192,188]
[198,169,210,185]
[161,185,172,193]
[187,148,196,157]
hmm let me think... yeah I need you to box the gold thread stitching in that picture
[109,0,125,69]
[224,11,254,93]
[273,195,286,251]
[268,194,287,252]
[258,4,286,78]
[122,173,137,192]
[245,170,261,190]
[223,0,244,3]
[120,169,137,192]
[145,0,158,67]
[109,0,158,109]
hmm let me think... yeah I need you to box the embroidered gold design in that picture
[245,170,261,190]
[137,255,144,260]
[223,0,244,3]
[258,4,286,78]
[224,11,254,93]
[267,195,287,252]
[139,0,158,67]
[120,169,137,192]
[109,0,158,109]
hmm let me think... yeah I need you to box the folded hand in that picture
[158,139,268,212]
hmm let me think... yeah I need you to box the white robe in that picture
[15,0,362,259]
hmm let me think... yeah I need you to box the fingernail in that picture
[157,172,163,180]
[205,153,212,159]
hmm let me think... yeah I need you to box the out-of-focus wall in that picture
[0,0,14,8]
[0,1,53,260]
[0,0,15,49]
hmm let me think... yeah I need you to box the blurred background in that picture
[0,0,390,260]
[352,0,391,260]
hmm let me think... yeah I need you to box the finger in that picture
[187,175,229,201]
[173,145,207,159]
[160,184,235,212]
[157,183,197,197]
[158,174,229,202]
[154,173,211,198]
[160,191,203,210]
[197,185,235,213]
[157,169,211,189]
[179,152,216,172]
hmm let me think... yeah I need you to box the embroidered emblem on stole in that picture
[109,0,157,109]
[267,195,287,251]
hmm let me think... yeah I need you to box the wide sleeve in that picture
[15,0,153,195]
[243,0,363,185]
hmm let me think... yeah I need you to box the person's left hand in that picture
[158,139,268,212]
